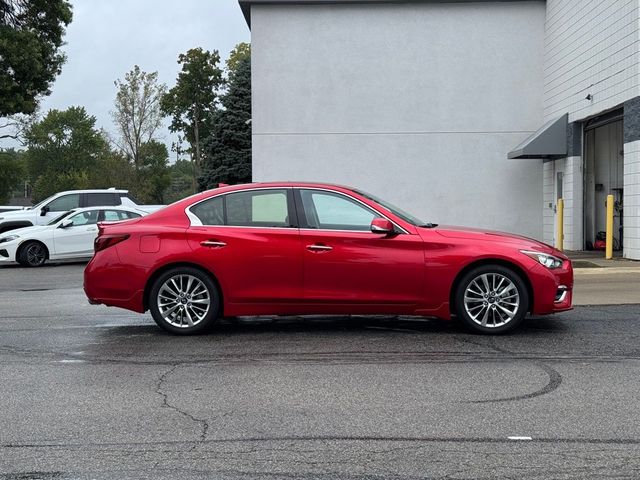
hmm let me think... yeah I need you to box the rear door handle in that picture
[201,240,227,248]
[306,244,332,252]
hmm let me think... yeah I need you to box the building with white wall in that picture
[239,0,640,260]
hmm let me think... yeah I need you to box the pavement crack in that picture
[155,364,209,442]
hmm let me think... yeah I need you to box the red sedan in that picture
[84,182,573,335]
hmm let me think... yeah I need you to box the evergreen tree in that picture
[199,54,251,189]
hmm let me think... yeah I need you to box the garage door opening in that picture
[584,116,624,253]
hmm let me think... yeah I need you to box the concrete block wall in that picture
[623,140,640,259]
[544,0,640,123]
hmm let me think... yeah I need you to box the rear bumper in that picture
[83,249,146,313]
[529,259,574,315]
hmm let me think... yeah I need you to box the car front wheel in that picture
[17,241,48,267]
[149,267,220,335]
[454,265,529,334]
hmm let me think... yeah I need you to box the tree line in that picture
[0,0,251,204]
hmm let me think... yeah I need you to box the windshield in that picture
[354,189,430,227]
[47,210,76,226]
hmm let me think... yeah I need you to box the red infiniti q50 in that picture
[84,182,573,335]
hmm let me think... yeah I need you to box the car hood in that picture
[0,225,52,239]
[0,209,33,219]
[433,225,559,254]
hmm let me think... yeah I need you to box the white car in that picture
[0,188,164,234]
[0,206,146,267]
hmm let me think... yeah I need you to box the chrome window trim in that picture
[296,187,410,235]
[185,185,411,234]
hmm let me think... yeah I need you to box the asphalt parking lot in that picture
[1,263,640,479]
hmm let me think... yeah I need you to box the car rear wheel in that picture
[454,265,529,334]
[149,267,220,335]
[17,241,48,267]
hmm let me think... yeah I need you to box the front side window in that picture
[68,210,99,226]
[300,190,376,231]
[47,194,80,212]
[190,190,291,228]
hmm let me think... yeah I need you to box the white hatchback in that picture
[0,207,146,267]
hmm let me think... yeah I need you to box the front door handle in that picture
[306,244,332,252]
[201,240,227,248]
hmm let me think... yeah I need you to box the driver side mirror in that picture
[371,218,394,234]
[40,206,49,217]
[59,219,73,229]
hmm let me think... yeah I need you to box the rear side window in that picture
[86,193,119,207]
[47,194,80,212]
[100,210,142,221]
[191,197,224,225]
[226,190,289,227]
[190,189,292,228]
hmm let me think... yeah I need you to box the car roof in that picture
[202,181,354,194]
[70,206,143,213]
[54,189,129,194]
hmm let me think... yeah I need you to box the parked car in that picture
[0,206,146,267]
[0,188,163,234]
[84,182,573,335]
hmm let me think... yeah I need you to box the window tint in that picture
[226,190,289,227]
[124,211,142,219]
[300,190,376,231]
[191,196,224,226]
[68,210,99,226]
[47,194,80,212]
[86,193,119,207]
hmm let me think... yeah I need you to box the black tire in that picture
[454,264,529,334]
[149,267,221,335]
[17,241,48,267]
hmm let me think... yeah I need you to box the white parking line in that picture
[507,436,533,441]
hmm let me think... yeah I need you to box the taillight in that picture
[94,234,130,253]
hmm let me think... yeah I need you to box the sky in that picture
[20,0,251,159]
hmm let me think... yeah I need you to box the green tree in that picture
[136,140,170,204]
[0,0,73,117]
[24,106,108,200]
[226,42,250,74]
[199,54,251,189]
[90,149,136,192]
[160,48,223,188]
[165,159,195,203]
[112,66,166,170]
[0,149,26,203]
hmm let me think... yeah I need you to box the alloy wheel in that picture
[156,274,211,328]
[25,243,46,267]
[463,273,520,328]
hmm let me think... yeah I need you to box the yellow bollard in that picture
[556,198,564,251]
[606,194,614,259]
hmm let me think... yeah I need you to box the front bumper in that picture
[529,259,573,315]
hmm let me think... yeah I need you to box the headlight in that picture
[521,250,564,269]
[0,235,19,244]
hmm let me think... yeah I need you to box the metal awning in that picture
[508,113,568,159]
